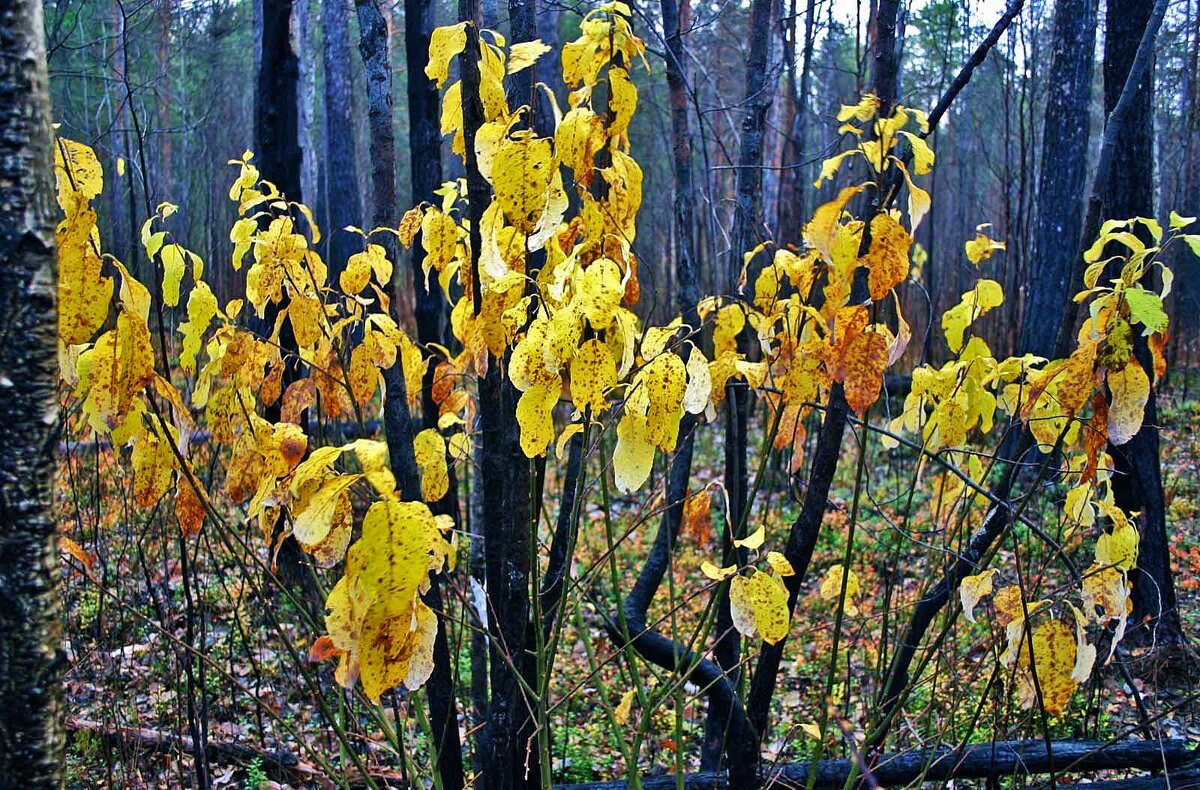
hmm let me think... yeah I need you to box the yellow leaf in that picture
[414,428,450,502]
[54,137,103,206]
[964,230,1005,265]
[57,203,113,346]
[160,244,188,307]
[899,130,935,175]
[865,213,911,301]
[516,374,561,457]
[942,279,1003,353]
[344,438,397,496]
[608,66,637,146]
[1095,521,1138,572]
[556,107,605,176]
[613,412,654,493]
[700,561,738,581]
[804,185,864,264]
[730,571,790,645]
[175,478,207,537]
[1015,619,1078,716]
[766,551,794,577]
[819,564,860,615]
[571,338,617,413]
[426,22,468,88]
[959,569,997,623]
[635,352,688,450]
[507,39,552,73]
[293,474,361,548]
[348,344,379,407]
[1106,361,1148,445]
[734,524,765,550]
[614,688,636,725]
[398,206,423,249]
[179,281,218,376]
[132,427,175,509]
[493,133,554,234]
[843,327,891,416]
[683,345,712,414]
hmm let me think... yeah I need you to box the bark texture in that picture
[1101,0,1182,644]
[1020,0,1097,358]
[708,0,776,768]
[0,0,66,784]
[322,0,362,281]
[355,2,466,787]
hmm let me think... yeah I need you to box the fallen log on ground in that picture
[68,717,318,784]
[554,738,1199,789]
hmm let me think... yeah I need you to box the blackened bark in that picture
[728,388,849,786]
[356,2,466,786]
[556,738,1199,790]
[871,0,901,116]
[255,0,303,202]
[254,0,318,605]
[708,0,776,769]
[323,0,362,282]
[731,1,900,780]
[1020,0,1097,358]
[454,0,535,784]
[1101,0,1182,645]
[405,0,449,363]
[0,1,66,784]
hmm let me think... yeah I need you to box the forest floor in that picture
[56,383,1200,789]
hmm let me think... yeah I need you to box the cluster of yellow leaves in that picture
[55,137,226,536]
[56,137,463,707]
[956,473,1141,716]
[417,6,719,497]
[318,500,453,702]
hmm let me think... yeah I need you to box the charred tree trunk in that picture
[323,0,362,283]
[254,0,316,605]
[1101,0,1183,646]
[707,0,777,770]
[0,0,66,784]
[356,2,466,787]
[729,0,904,782]
[1019,0,1097,358]
[453,0,535,784]
[255,0,303,203]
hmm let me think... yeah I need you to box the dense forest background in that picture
[44,0,1200,364]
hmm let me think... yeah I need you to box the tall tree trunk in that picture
[254,0,316,603]
[0,0,66,784]
[707,0,777,770]
[356,3,466,788]
[255,0,303,202]
[1101,0,1183,645]
[1019,0,1097,358]
[452,0,535,785]
[324,0,362,282]
[296,0,319,227]
[776,0,816,246]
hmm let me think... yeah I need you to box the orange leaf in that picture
[60,536,97,581]
[843,329,890,415]
[308,635,344,663]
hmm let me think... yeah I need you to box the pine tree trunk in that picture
[0,0,67,784]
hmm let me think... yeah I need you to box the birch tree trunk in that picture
[0,0,66,784]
